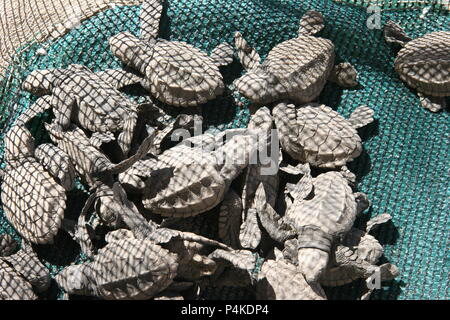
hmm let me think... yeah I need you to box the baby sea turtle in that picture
[0,238,50,300]
[234,10,358,105]
[312,214,399,298]
[21,64,147,155]
[273,102,374,168]
[118,128,241,192]
[0,126,68,244]
[384,21,449,112]
[239,107,279,250]
[251,170,369,284]
[34,143,76,191]
[252,181,396,299]
[140,131,258,217]
[286,170,369,283]
[108,0,234,107]
[45,122,154,230]
[104,197,228,283]
[55,237,179,300]
[208,249,327,300]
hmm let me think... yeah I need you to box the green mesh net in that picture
[335,0,449,11]
[0,0,448,300]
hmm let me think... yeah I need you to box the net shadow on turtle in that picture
[143,167,175,199]
[31,190,89,266]
[114,70,149,97]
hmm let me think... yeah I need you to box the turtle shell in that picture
[47,125,111,178]
[264,36,334,103]
[147,39,225,106]
[1,161,66,244]
[0,260,37,300]
[2,249,51,292]
[395,31,450,97]
[34,65,135,133]
[92,238,178,300]
[142,152,227,217]
[287,171,356,236]
[273,102,362,168]
[119,140,217,192]
[320,246,363,287]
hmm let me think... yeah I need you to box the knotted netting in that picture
[0,0,448,299]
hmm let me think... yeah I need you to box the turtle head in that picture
[357,234,384,265]
[216,133,258,182]
[234,70,280,105]
[4,125,35,161]
[55,264,90,295]
[384,21,412,48]
[297,10,324,36]
[109,32,150,74]
[22,69,60,96]
[44,121,65,143]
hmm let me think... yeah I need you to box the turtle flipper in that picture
[96,68,144,89]
[51,86,76,130]
[298,10,324,36]
[348,105,375,129]
[117,112,138,156]
[109,127,156,174]
[109,32,151,75]
[239,208,262,250]
[35,143,76,191]
[140,0,163,41]
[218,189,242,248]
[366,213,392,233]
[21,69,63,96]
[383,21,412,47]
[329,62,358,88]
[73,192,97,259]
[210,42,234,67]
[208,248,258,283]
[286,165,313,201]
[111,182,154,239]
[418,92,446,112]
[254,184,296,244]
[234,32,261,71]
[15,96,53,126]
[89,132,115,148]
